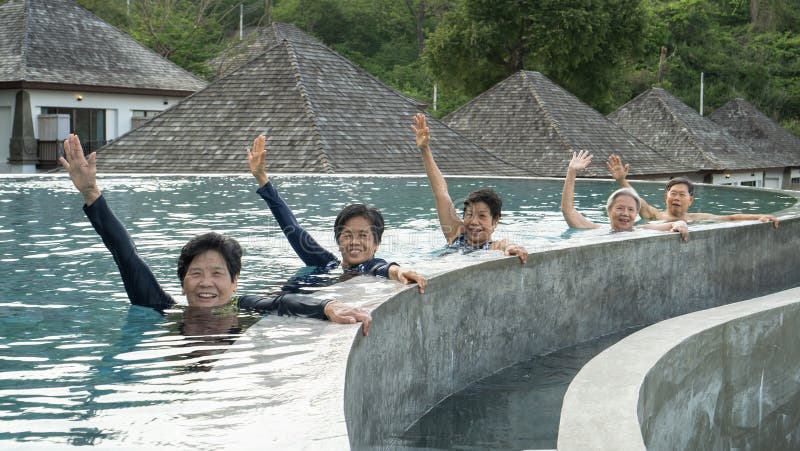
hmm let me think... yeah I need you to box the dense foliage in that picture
[58,0,799,133]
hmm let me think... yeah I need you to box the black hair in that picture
[177,232,242,285]
[665,177,695,196]
[334,204,385,244]
[463,188,502,220]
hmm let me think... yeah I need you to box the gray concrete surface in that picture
[558,287,800,450]
[344,214,800,449]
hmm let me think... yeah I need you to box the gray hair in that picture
[606,188,641,212]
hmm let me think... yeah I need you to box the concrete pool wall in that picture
[558,287,800,450]
[343,215,800,448]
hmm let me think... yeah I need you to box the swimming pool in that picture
[0,175,795,448]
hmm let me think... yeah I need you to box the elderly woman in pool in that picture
[561,150,689,240]
[410,113,528,263]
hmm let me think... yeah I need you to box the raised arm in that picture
[248,135,338,267]
[59,134,174,310]
[411,113,464,244]
[561,151,601,229]
[686,212,779,229]
[607,154,660,220]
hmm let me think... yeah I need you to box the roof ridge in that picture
[434,112,543,176]
[282,37,334,173]
[286,22,426,108]
[20,0,31,80]
[521,71,574,155]
[442,72,513,122]
[651,89,722,169]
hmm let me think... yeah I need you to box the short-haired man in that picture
[607,154,779,227]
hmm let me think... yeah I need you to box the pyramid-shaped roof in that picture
[206,27,280,80]
[0,0,206,94]
[608,88,783,172]
[94,23,528,175]
[442,71,689,178]
[709,98,800,167]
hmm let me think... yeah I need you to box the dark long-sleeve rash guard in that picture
[256,182,397,277]
[83,195,330,318]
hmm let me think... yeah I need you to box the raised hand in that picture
[323,301,372,336]
[58,134,101,205]
[568,150,593,173]
[606,154,630,182]
[410,113,430,150]
[246,134,268,187]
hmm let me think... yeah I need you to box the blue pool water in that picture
[0,175,795,448]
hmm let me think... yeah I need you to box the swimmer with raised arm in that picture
[59,134,371,336]
[607,154,779,227]
[247,134,426,293]
[561,150,689,240]
[410,113,528,264]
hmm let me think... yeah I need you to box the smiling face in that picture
[463,201,498,247]
[664,183,694,218]
[337,215,379,266]
[607,194,639,232]
[181,249,239,308]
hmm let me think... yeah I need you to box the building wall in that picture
[764,168,784,188]
[710,170,765,187]
[27,89,184,140]
[0,88,186,173]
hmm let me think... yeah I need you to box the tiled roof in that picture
[709,98,800,167]
[608,88,783,171]
[94,23,528,175]
[206,27,279,81]
[442,71,688,177]
[0,0,206,94]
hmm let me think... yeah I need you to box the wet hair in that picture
[177,232,242,285]
[463,188,502,220]
[334,204,385,244]
[665,177,694,196]
[606,188,641,212]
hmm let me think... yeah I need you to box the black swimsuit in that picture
[84,195,330,318]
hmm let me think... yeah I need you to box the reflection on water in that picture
[0,175,794,447]
[395,328,643,451]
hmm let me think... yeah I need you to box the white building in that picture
[0,0,206,173]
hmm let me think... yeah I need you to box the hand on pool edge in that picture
[505,244,528,264]
[324,301,372,336]
[759,215,779,229]
[671,220,689,241]
[400,269,426,294]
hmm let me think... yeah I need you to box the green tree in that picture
[124,0,228,78]
[424,0,647,114]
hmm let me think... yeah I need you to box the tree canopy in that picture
[45,0,800,134]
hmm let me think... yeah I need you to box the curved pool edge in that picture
[557,286,800,450]
[343,214,800,449]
